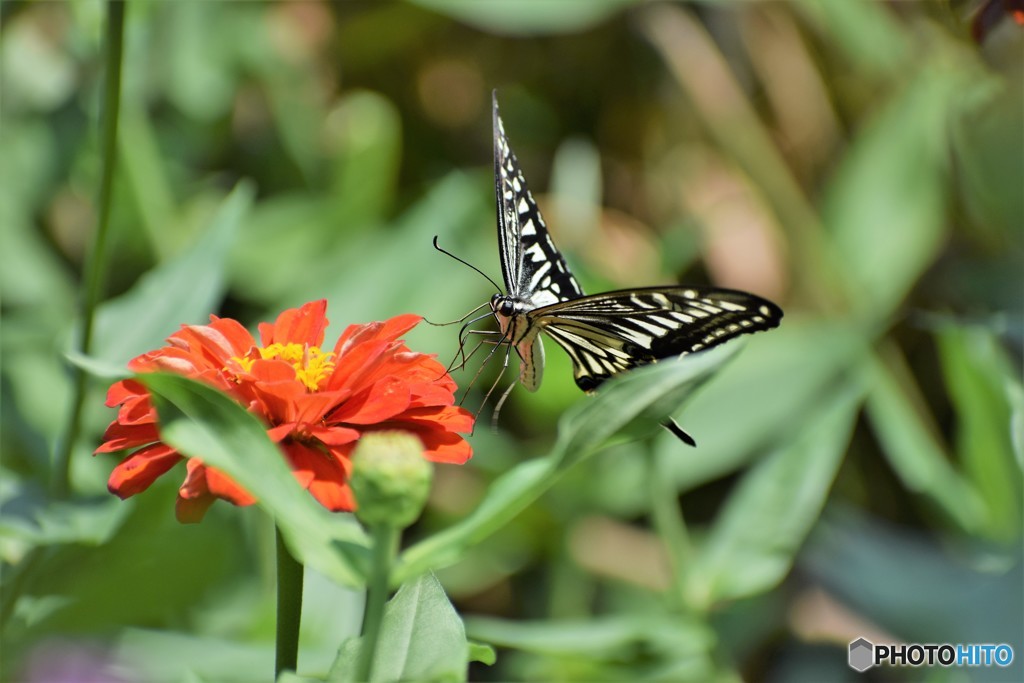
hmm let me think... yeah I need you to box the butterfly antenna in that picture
[432,236,503,293]
[423,301,489,327]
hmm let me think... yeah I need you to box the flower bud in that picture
[350,432,432,528]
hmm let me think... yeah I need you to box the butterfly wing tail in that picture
[662,418,697,447]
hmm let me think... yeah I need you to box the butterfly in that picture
[473,93,783,445]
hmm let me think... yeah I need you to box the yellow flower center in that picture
[231,343,336,391]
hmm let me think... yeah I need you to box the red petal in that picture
[177,459,256,517]
[95,422,160,453]
[285,442,355,511]
[117,394,156,426]
[326,340,391,393]
[395,405,475,433]
[334,314,421,354]
[418,428,473,464]
[249,358,301,383]
[204,466,257,506]
[291,389,351,425]
[259,300,328,347]
[328,377,411,425]
[308,424,361,446]
[106,379,147,407]
[175,460,216,523]
[106,444,182,497]
[176,318,256,365]
[375,314,423,342]
[407,382,457,408]
[175,494,216,524]
[267,423,295,442]
[128,346,201,375]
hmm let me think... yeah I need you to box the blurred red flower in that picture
[95,300,473,523]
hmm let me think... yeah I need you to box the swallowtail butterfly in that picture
[481,93,782,445]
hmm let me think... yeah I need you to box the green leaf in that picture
[116,627,273,683]
[463,613,716,680]
[139,373,369,587]
[0,496,129,547]
[691,380,864,606]
[823,67,956,318]
[1008,380,1024,472]
[118,107,178,259]
[66,348,133,380]
[325,90,402,228]
[936,326,1022,542]
[660,319,869,493]
[2,491,248,643]
[410,0,639,36]
[276,673,321,683]
[467,641,496,666]
[796,0,910,77]
[394,458,556,584]
[864,352,987,534]
[0,121,73,311]
[464,613,711,657]
[92,182,253,365]
[803,510,1023,654]
[394,347,739,583]
[553,343,741,467]
[330,573,469,682]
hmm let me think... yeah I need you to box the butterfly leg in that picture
[455,329,512,407]
[447,330,502,375]
[661,418,697,447]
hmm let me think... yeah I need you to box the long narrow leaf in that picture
[865,352,987,534]
[691,380,864,606]
[395,346,739,583]
[937,326,1022,542]
[92,182,253,365]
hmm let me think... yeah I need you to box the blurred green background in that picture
[1,1,1021,681]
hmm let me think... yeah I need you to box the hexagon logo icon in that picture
[848,637,874,672]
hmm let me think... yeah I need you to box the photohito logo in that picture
[848,637,1014,672]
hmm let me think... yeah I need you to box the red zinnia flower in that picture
[95,300,474,523]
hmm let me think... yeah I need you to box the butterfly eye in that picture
[489,294,516,317]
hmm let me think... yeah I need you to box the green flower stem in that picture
[356,523,400,682]
[53,0,126,498]
[275,526,304,677]
[647,446,694,613]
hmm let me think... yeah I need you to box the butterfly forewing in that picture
[493,94,584,308]
[533,287,783,392]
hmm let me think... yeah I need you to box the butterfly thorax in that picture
[490,293,533,342]
[490,292,545,390]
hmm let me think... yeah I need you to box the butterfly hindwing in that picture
[533,286,783,392]
[493,93,584,308]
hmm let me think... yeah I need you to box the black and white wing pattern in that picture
[486,92,783,424]
[493,93,584,307]
[533,286,783,392]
